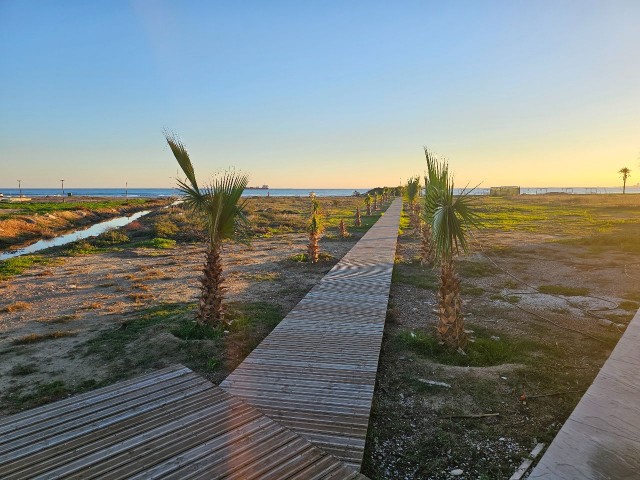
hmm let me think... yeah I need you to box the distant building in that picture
[489,186,520,197]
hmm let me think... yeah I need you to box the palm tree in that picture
[405,176,421,231]
[619,167,631,194]
[338,219,350,238]
[421,150,436,265]
[308,198,324,263]
[424,155,480,350]
[165,131,250,326]
[364,194,372,215]
[355,206,362,227]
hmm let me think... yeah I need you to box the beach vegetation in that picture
[165,131,250,326]
[619,167,631,194]
[307,198,324,263]
[0,255,53,280]
[338,218,350,238]
[405,175,421,232]
[424,154,480,350]
[364,194,372,215]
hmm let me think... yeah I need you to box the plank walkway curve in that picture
[0,198,402,478]
[221,198,402,469]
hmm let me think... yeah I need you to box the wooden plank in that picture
[0,367,370,479]
[529,307,640,478]
[0,197,402,478]
[0,365,192,434]
[221,199,402,469]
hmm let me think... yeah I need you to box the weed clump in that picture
[393,328,537,367]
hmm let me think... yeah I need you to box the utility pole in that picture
[60,179,65,202]
[17,179,22,197]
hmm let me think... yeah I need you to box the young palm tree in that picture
[421,151,436,265]
[165,131,250,326]
[619,167,631,194]
[364,194,372,215]
[424,156,480,350]
[308,198,324,263]
[355,206,362,227]
[405,176,421,231]
[338,219,350,238]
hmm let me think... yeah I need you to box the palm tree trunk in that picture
[339,219,349,238]
[421,222,434,266]
[437,258,466,349]
[199,242,225,325]
[308,231,320,263]
[355,207,361,227]
[366,204,371,216]
[623,178,626,194]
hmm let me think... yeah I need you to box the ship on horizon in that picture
[246,185,269,190]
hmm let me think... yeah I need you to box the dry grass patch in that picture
[129,293,154,303]
[35,270,54,277]
[47,314,79,324]
[80,302,103,310]
[1,301,31,313]
[12,331,77,345]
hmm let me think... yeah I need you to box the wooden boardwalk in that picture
[0,366,367,479]
[0,199,402,478]
[529,307,640,479]
[221,198,403,469]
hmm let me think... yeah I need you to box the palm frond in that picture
[164,129,200,192]
[424,154,479,262]
[201,169,249,245]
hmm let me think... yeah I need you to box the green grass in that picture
[171,321,223,340]
[0,198,149,215]
[9,363,38,376]
[65,240,99,256]
[461,285,485,296]
[136,237,176,249]
[619,300,639,311]
[393,327,539,367]
[290,252,334,263]
[93,230,130,246]
[456,260,499,278]
[475,196,640,240]
[0,255,52,280]
[391,265,437,290]
[80,300,282,374]
[538,284,590,296]
[561,225,640,253]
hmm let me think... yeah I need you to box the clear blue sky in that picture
[1,0,638,188]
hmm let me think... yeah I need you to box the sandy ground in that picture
[0,233,356,412]
[362,224,639,479]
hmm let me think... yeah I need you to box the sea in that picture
[0,186,639,198]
